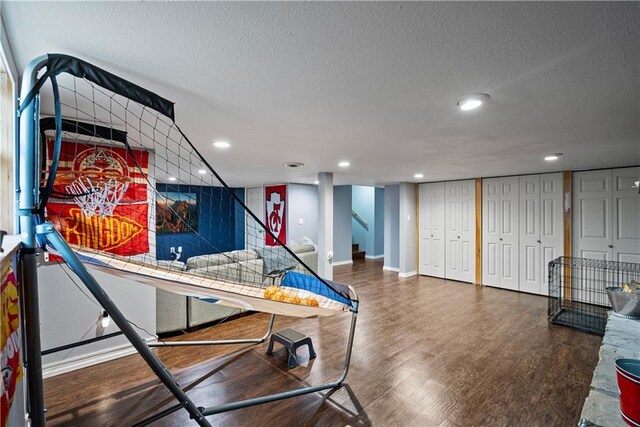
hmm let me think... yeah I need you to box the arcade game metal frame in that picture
[17,54,359,426]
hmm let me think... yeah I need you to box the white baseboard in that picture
[399,271,418,278]
[383,266,399,272]
[332,260,353,266]
[365,254,384,260]
[43,339,152,379]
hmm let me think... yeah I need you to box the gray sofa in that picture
[156,243,318,334]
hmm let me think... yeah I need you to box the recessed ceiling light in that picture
[414,173,424,179]
[544,153,563,161]
[213,140,231,149]
[198,169,207,175]
[338,161,350,167]
[283,162,304,169]
[168,176,177,182]
[314,180,320,185]
[457,93,490,111]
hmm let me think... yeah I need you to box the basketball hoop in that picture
[65,176,129,218]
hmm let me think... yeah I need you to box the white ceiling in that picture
[3,2,639,187]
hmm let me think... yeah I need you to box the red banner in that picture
[46,204,149,256]
[265,184,287,246]
[46,139,149,203]
[45,139,149,256]
[1,264,22,427]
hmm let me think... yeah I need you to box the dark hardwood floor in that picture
[43,260,602,426]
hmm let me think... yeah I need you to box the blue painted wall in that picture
[374,187,385,256]
[156,183,245,261]
[384,184,400,269]
[333,185,353,264]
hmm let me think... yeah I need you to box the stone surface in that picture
[580,313,640,427]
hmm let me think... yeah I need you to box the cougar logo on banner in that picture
[265,185,287,246]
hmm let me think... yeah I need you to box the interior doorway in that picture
[351,186,384,261]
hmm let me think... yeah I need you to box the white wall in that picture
[37,261,156,375]
[287,183,318,243]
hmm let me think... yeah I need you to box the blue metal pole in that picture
[17,55,47,427]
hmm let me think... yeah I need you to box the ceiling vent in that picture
[283,162,304,169]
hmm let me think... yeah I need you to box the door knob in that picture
[537,240,541,244]
[457,236,460,239]
[499,238,503,241]
[431,234,434,237]
[608,245,613,248]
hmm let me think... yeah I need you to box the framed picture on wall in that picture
[156,192,198,234]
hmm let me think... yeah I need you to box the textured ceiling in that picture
[3,2,639,187]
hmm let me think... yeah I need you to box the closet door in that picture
[499,177,520,291]
[574,170,613,261]
[458,180,476,283]
[446,180,475,283]
[483,177,519,290]
[612,167,640,264]
[431,183,446,277]
[539,173,564,295]
[445,182,461,280]
[419,182,445,277]
[482,178,501,287]
[419,184,431,276]
[519,175,540,294]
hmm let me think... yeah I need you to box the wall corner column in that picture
[317,172,333,280]
[398,182,417,277]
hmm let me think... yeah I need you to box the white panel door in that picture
[483,177,519,290]
[432,183,446,277]
[419,183,430,276]
[245,187,264,249]
[574,170,612,261]
[499,177,520,291]
[419,182,445,277]
[482,178,501,287]
[445,182,460,280]
[445,180,475,283]
[519,175,540,294]
[539,173,564,295]
[612,167,640,264]
[458,180,476,283]
[518,173,563,295]
[573,170,612,305]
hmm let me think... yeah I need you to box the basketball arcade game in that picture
[17,54,359,426]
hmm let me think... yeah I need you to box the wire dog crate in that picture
[548,256,640,335]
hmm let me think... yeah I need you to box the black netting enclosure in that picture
[548,256,640,335]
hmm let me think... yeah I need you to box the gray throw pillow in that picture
[255,246,298,274]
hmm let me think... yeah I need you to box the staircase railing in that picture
[351,209,369,231]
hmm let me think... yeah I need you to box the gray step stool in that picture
[266,328,316,368]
